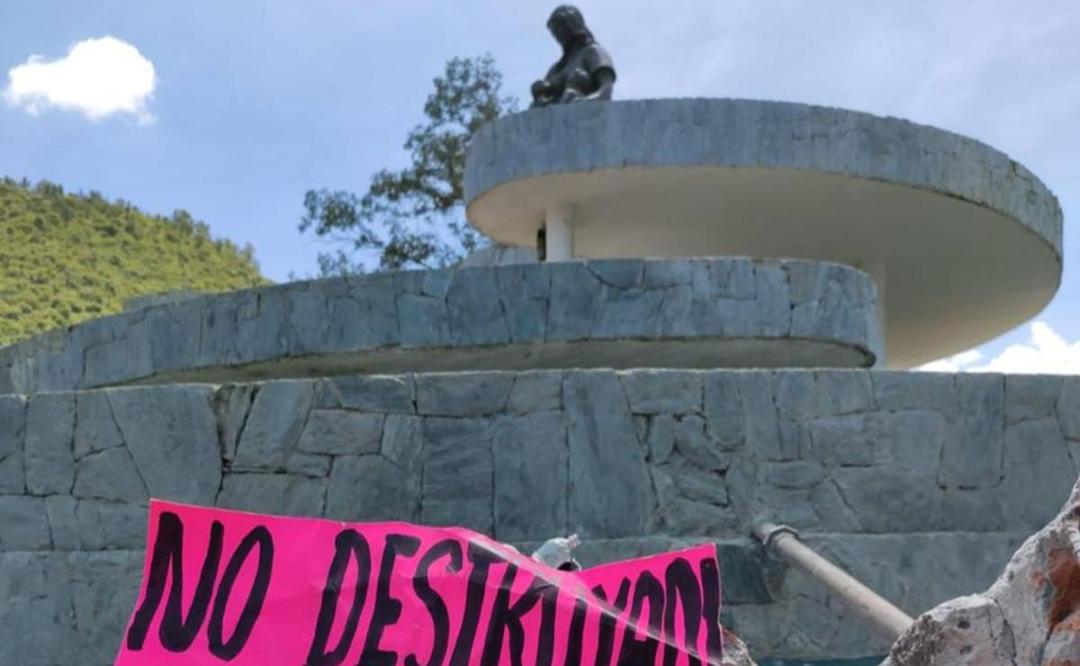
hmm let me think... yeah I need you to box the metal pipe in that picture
[752,522,914,641]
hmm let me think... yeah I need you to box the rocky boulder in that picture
[884,472,1080,664]
[721,628,758,665]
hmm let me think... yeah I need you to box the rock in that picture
[940,374,1004,489]
[495,264,548,342]
[883,410,945,475]
[1006,374,1061,424]
[70,551,144,665]
[0,395,26,493]
[215,383,256,462]
[721,628,759,666]
[1059,377,1080,440]
[710,259,756,300]
[73,392,124,459]
[446,267,510,346]
[753,263,791,336]
[564,372,655,538]
[421,418,493,533]
[338,273,399,349]
[416,373,513,417]
[331,374,415,413]
[380,414,423,474]
[660,497,738,536]
[396,293,449,347]
[620,370,702,415]
[0,552,78,665]
[325,455,419,523]
[592,287,665,338]
[144,299,202,375]
[547,262,601,340]
[808,479,863,532]
[84,320,153,387]
[812,371,874,416]
[506,371,562,414]
[108,385,221,504]
[0,448,24,494]
[44,496,80,550]
[740,374,786,460]
[646,415,676,464]
[459,243,537,268]
[0,496,51,550]
[884,471,1080,665]
[298,410,384,456]
[761,461,826,489]
[873,371,953,411]
[284,285,331,355]
[74,500,146,550]
[493,411,568,541]
[1002,418,1075,530]
[807,413,886,467]
[704,374,745,450]
[25,393,75,495]
[670,460,729,505]
[72,447,148,502]
[587,259,644,289]
[644,259,694,288]
[674,415,730,471]
[832,466,937,533]
[232,380,322,476]
[218,473,327,517]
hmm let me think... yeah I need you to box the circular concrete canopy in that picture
[464,98,1064,368]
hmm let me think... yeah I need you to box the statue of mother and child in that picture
[531,5,616,107]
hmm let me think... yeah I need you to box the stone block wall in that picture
[2,369,1079,663]
[0,258,879,395]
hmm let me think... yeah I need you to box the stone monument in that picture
[0,13,1073,666]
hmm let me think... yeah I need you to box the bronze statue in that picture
[531,5,615,107]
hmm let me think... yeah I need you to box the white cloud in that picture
[918,322,1080,375]
[4,36,156,123]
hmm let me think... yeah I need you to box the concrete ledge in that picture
[464,99,1063,367]
[1,369,1078,661]
[466,99,1062,257]
[0,258,880,393]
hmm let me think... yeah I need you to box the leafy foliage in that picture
[0,177,267,345]
[300,54,515,275]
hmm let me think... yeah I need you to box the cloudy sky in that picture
[2,0,1078,372]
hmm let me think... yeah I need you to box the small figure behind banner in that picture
[531,5,616,107]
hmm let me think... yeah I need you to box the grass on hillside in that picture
[0,177,269,346]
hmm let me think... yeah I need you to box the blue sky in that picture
[2,0,1079,370]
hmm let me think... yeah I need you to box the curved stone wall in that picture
[465,98,1062,258]
[0,258,880,394]
[2,368,1078,663]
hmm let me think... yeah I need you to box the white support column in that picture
[544,205,575,262]
[859,260,887,367]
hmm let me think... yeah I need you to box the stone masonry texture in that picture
[0,258,880,394]
[466,99,1063,260]
[1,369,1079,663]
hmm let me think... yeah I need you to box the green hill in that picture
[0,177,269,345]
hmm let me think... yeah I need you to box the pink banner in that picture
[115,500,724,665]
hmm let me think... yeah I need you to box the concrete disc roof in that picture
[464,98,1063,368]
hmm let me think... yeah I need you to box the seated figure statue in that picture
[531,5,616,107]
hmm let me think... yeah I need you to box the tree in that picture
[299,54,516,276]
